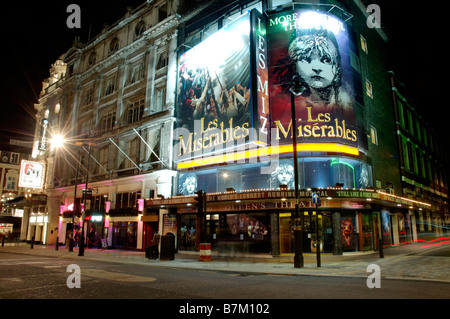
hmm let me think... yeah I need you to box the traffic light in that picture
[194,190,207,246]
[194,190,204,214]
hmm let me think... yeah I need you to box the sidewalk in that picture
[1,241,449,283]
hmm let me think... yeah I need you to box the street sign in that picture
[312,192,320,205]
[82,189,93,200]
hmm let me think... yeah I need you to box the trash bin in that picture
[160,234,175,261]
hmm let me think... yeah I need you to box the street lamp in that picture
[290,75,305,268]
[78,142,91,257]
[50,134,65,150]
[69,146,81,253]
[50,134,68,250]
[49,135,93,255]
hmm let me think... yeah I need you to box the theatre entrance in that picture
[279,211,333,254]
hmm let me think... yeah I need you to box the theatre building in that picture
[146,0,449,257]
[32,0,448,253]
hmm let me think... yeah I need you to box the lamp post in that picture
[50,134,76,252]
[78,143,91,257]
[290,75,305,268]
[69,146,81,252]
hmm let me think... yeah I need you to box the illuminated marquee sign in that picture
[176,12,254,162]
[18,160,45,189]
[268,11,346,33]
[252,10,270,140]
[147,189,431,211]
[175,9,365,169]
[267,10,365,151]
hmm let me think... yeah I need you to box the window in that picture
[101,110,116,132]
[158,4,168,22]
[350,51,361,73]
[407,110,414,136]
[127,98,145,124]
[397,101,405,129]
[99,147,109,171]
[92,195,107,211]
[420,152,426,179]
[155,87,166,112]
[10,153,19,164]
[68,65,74,77]
[135,21,146,38]
[370,126,378,145]
[146,127,161,163]
[105,77,117,96]
[84,88,94,105]
[411,144,419,175]
[426,157,432,181]
[401,137,410,171]
[130,63,145,84]
[6,176,16,190]
[415,119,421,141]
[115,191,141,209]
[109,37,119,54]
[422,126,428,146]
[88,52,96,66]
[365,79,373,98]
[360,35,368,54]
[125,138,138,169]
[157,52,169,70]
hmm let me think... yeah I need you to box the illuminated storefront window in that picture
[178,157,372,195]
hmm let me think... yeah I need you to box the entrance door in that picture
[143,222,157,249]
[205,214,219,249]
[280,213,293,253]
[113,223,127,247]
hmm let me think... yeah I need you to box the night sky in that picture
[0,1,447,151]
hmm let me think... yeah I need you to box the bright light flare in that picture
[50,134,65,150]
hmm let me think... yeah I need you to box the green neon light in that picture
[330,158,356,187]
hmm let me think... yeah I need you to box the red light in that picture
[382,236,450,248]
[421,240,450,248]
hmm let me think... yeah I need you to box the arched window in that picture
[109,37,119,54]
[135,21,146,38]
[88,52,96,66]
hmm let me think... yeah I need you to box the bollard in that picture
[55,237,59,250]
[1,236,4,247]
[198,243,212,262]
[31,236,35,249]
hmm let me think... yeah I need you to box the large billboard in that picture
[176,12,253,163]
[175,9,366,169]
[267,10,365,152]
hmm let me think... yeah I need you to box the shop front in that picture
[176,209,277,255]
[4,194,47,243]
[147,188,433,257]
[27,213,49,244]
[84,211,105,248]
[107,210,140,250]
